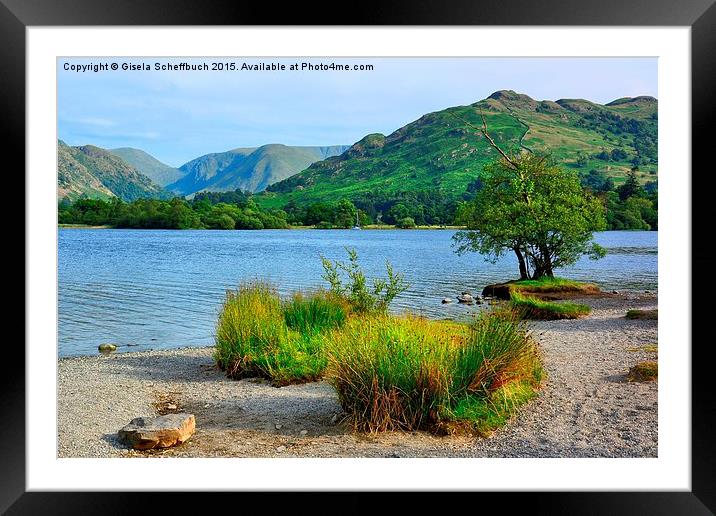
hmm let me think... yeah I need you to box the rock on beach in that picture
[118,413,195,450]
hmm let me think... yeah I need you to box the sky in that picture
[58,57,657,167]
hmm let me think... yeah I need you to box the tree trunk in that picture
[513,246,528,280]
[540,247,554,277]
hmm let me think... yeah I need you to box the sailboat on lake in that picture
[352,212,361,230]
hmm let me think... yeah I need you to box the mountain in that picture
[57,141,168,202]
[109,147,186,187]
[168,144,351,196]
[260,90,657,209]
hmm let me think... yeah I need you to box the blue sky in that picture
[58,57,657,167]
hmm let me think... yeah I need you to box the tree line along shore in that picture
[58,164,656,232]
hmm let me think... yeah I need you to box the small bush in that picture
[321,247,409,314]
[627,360,658,382]
[626,309,658,320]
[325,311,542,434]
[510,292,590,320]
[397,217,416,229]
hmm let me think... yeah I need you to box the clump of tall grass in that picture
[510,291,590,320]
[214,282,348,385]
[324,311,542,434]
[283,291,349,334]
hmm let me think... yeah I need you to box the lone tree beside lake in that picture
[452,117,607,280]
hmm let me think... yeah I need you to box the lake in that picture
[58,229,657,357]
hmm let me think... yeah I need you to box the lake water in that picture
[58,229,657,357]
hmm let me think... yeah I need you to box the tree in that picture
[617,167,644,200]
[397,217,416,229]
[451,115,606,279]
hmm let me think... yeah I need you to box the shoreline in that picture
[58,292,658,458]
[58,224,658,233]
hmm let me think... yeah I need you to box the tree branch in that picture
[446,110,520,170]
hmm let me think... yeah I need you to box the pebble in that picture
[275,424,283,430]
[300,430,308,436]
[276,446,286,452]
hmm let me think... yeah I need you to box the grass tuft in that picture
[626,309,658,320]
[324,311,542,434]
[627,360,658,382]
[214,282,347,385]
[510,276,600,295]
[510,291,590,320]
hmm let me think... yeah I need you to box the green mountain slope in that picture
[260,90,657,209]
[57,141,168,202]
[109,147,186,187]
[168,144,351,196]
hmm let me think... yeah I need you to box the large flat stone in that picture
[118,413,195,450]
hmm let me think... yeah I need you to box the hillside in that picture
[168,144,350,196]
[57,141,168,202]
[109,147,186,187]
[260,90,657,209]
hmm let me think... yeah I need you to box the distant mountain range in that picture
[168,144,350,197]
[58,90,657,207]
[58,141,350,202]
[259,90,657,208]
[109,147,186,187]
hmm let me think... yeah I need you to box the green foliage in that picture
[509,292,591,320]
[57,195,289,230]
[603,191,657,230]
[324,311,542,433]
[396,217,417,229]
[510,276,600,294]
[454,152,607,279]
[320,248,409,314]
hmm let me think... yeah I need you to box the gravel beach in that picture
[58,293,657,458]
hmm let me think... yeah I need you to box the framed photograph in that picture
[9,0,715,512]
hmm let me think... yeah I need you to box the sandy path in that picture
[57,293,657,458]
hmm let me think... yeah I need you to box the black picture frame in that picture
[7,0,715,513]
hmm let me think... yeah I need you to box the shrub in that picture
[324,311,542,434]
[320,247,409,314]
[397,217,417,229]
[510,291,590,320]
